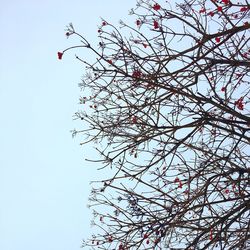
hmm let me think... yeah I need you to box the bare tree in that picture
[59,0,250,249]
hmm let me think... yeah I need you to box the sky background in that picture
[0,1,135,250]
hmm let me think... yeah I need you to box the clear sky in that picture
[0,1,135,249]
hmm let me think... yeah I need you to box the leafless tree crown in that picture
[61,0,250,249]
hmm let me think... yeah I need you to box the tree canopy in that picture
[59,0,250,249]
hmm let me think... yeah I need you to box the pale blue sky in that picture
[0,1,135,249]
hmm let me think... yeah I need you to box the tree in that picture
[59,0,250,249]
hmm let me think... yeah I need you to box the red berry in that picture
[217,6,223,11]
[215,37,221,43]
[199,8,206,13]
[174,177,180,183]
[153,3,161,11]
[240,7,248,12]
[153,20,159,29]
[57,52,63,60]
